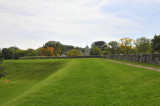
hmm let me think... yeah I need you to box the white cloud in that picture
[0,0,158,49]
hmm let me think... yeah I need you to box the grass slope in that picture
[0,59,68,105]
[1,59,160,105]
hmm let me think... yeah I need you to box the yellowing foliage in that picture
[120,38,135,54]
[41,46,54,56]
[66,49,82,57]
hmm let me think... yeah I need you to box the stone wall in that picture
[19,54,160,64]
[103,54,160,64]
[19,56,101,59]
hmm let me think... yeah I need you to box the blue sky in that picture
[0,0,160,49]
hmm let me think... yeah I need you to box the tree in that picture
[25,48,38,56]
[9,46,19,51]
[0,58,6,79]
[91,41,107,51]
[44,41,62,56]
[75,47,83,52]
[103,44,112,55]
[0,49,2,57]
[36,47,44,56]
[108,41,120,54]
[61,45,75,55]
[90,47,102,55]
[14,49,25,59]
[2,48,13,59]
[1,47,23,59]
[152,34,160,53]
[41,46,54,56]
[135,37,151,53]
[66,49,82,57]
[120,38,135,54]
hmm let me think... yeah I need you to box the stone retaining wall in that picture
[19,56,101,59]
[104,54,160,64]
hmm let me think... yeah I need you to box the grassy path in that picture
[1,59,160,105]
[106,59,160,72]
[107,59,160,69]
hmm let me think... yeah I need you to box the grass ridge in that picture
[2,59,71,106]
[5,60,73,106]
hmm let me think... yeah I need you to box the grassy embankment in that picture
[0,58,160,105]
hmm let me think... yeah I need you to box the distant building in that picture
[83,45,90,56]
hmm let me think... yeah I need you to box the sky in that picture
[0,0,160,49]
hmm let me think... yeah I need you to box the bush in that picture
[0,58,6,79]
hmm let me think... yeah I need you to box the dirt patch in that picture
[4,80,10,83]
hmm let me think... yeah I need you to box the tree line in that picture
[0,41,83,59]
[91,35,160,55]
[0,35,160,59]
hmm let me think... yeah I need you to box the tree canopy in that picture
[41,46,54,56]
[44,41,62,56]
[66,49,82,57]
[120,38,135,54]
[91,41,106,51]
[135,37,151,53]
[152,35,160,53]
[108,41,120,54]
[90,47,102,56]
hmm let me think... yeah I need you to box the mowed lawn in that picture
[0,59,160,106]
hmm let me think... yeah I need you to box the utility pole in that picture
[13,46,15,60]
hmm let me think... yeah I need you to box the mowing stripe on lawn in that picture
[2,59,160,105]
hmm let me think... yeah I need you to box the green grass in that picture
[1,58,160,105]
[0,59,68,105]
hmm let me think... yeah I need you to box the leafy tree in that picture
[0,58,6,79]
[2,48,13,59]
[151,34,160,53]
[9,47,19,51]
[66,49,82,57]
[103,45,111,55]
[120,38,135,54]
[135,37,151,53]
[25,48,38,56]
[91,41,107,51]
[61,45,75,55]
[108,41,120,54]
[44,41,62,56]
[75,47,83,52]
[1,47,23,59]
[90,47,102,55]
[0,49,2,57]
[14,49,25,59]
[41,46,54,56]
[36,47,44,56]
